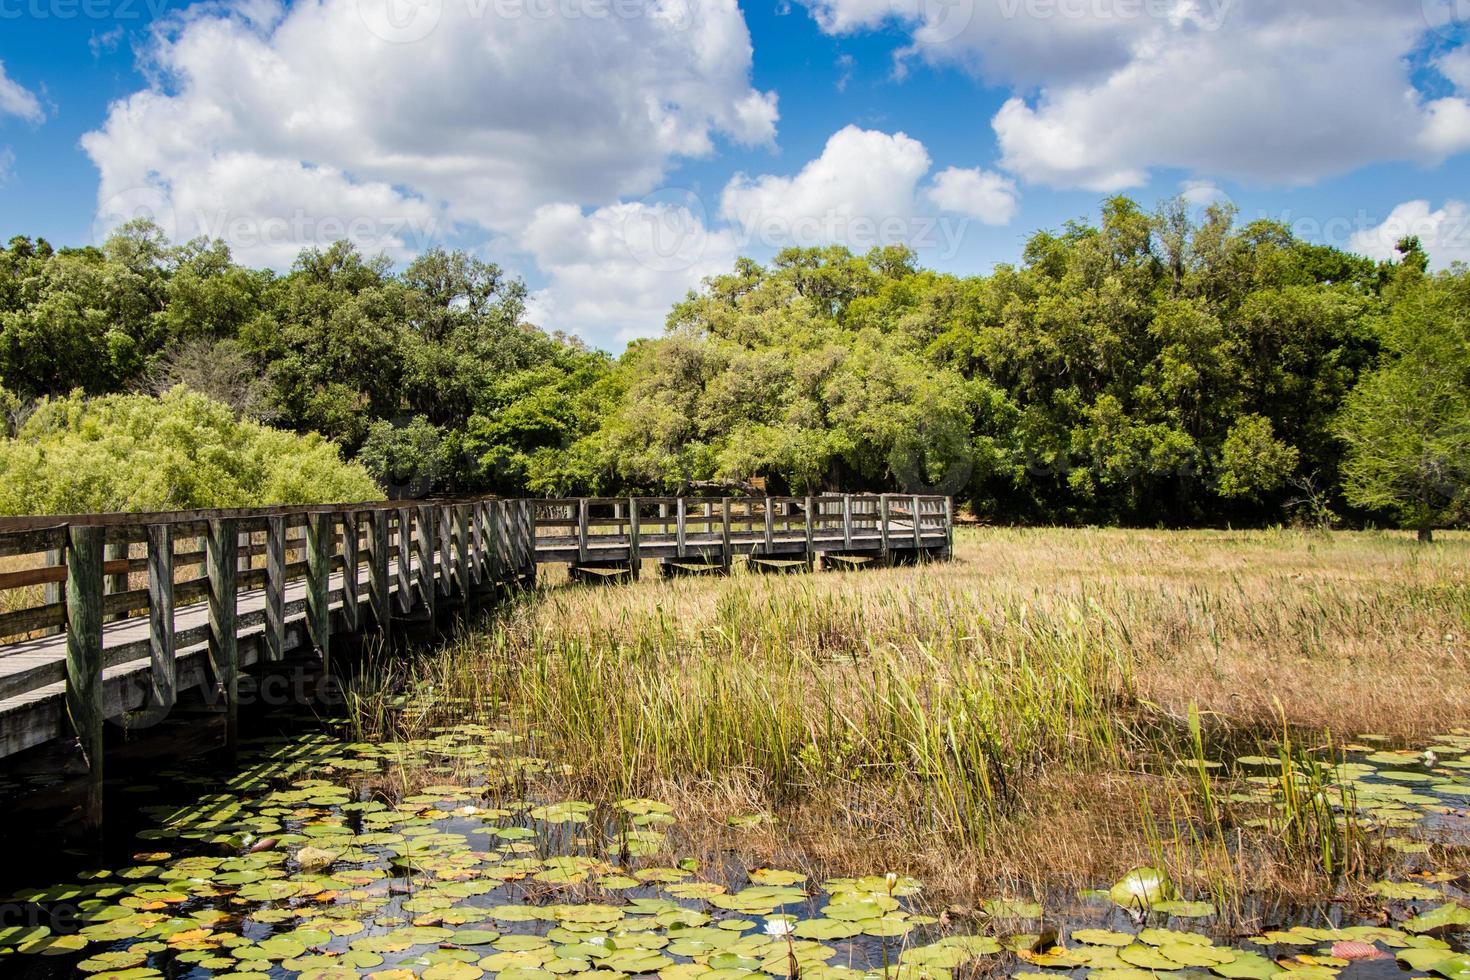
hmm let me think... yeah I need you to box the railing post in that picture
[577,499,589,563]
[804,496,815,563]
[65,525,105,830]
[397,507,413,614]
[842,494,853,551]
[306,512,332,655]
[452,505,470,599]
[470,503,485,590]
[488,502,503,585]
[43,546,63,637]
[912,494,922,551]
[415,505,436,618]
[104,540,128,623]
[146,524,175,711]
[207,517,239,759]
[879,494,890,560]
[763,498,775,553]
[628,499,641,580]
[369,509,391,639]
[265,516,285,662]
[944,496,954,558]
[676,498,687,558]
[341,511,359,632]
[721,498,732,571]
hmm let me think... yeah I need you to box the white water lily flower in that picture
[1425,750,1439,767]
[884,872,899,889]
[764,918,795,938]
[460,805,480,815]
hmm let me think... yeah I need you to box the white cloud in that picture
[803,0,1470,190]
[521,198,739,347]
[82,0,776,265]
[0,62,43,124]
[925,166,1017,225]
[719,125,933,245]
[1349,200,1470,270]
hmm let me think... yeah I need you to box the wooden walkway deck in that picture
[0,493,952,824]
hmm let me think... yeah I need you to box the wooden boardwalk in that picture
[0,493,951,824]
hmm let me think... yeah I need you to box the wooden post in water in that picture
[65,525,105,831]
[146,524,175,710]
[264,516,285,662]
[206,518,239,759]
[306,512,332,656]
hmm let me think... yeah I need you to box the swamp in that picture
[1,526,1469,980]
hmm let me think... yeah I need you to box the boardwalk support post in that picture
[628,499,641,580]
[206,517,239,760]
[66,525,105,831]
[342,511,359,631]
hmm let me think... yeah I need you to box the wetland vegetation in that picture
[3,526,1469,980]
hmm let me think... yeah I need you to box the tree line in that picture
[1,196,1465,535]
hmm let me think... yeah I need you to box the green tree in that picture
[1336,266,1470,541]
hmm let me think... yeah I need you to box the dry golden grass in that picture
[368,527,1470,915]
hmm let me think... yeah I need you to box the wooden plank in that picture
[146,524,175,710]
[264,516,285,662]
[65,525,105,830]
[206,518,239,758]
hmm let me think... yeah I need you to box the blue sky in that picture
[3,0,1470,350]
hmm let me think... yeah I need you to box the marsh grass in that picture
[350,527,1470,917]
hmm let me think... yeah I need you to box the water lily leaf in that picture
[1118,944,1183,970]
[1405,904,1470,934]
[1110,868,1176,910]
[1211,954,1281,980]
[1072,930,1134,947]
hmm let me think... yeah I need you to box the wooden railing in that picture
[0,493,952,826]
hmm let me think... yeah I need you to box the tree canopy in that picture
[0,197,1459,533]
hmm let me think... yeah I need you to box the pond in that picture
[2,697,1470,980]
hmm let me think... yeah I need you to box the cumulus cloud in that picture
[1349,200,1470,270]
[521,198,740,347]
[925,166,1018,225]
[803,0,1470,189]
[82,0,776,265]
[0,62,43,124]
